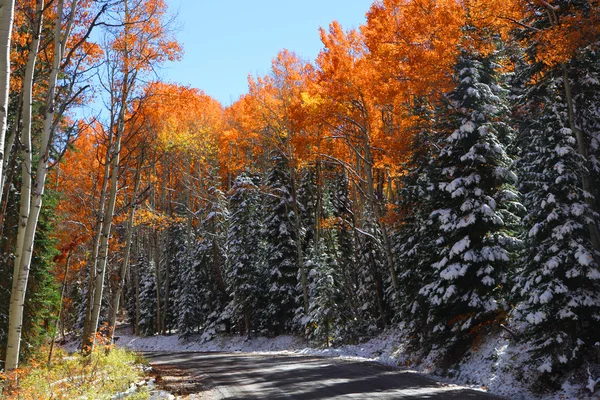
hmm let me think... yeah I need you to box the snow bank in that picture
[117,331,305,354]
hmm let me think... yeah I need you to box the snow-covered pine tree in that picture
[328,171,360,341]
[571,47,600,225]
[225,174,265,336]
[175,235,201,339]
[355,205,388,333]
[391,103,443,344]
[138,255,158,336]
[514,74,600,374]
[420,49,523,352]
[163,223,185,334]
[297,167,316,250]
[306,237,342,345]
[197,186,229,338]
[296,166,320,329]
[262,152,300,334]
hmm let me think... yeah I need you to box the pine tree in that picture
[392,106,443,345]
[571,47,600,222]
[355,206,388,333]
[137,255,158,336]
[262,152,300,334]
[225,174,265,336]
[175,241,201,339]
[197,186,229,339]
[328,171,360,341]
[514,73,600,374]
[163,224,186,333]
[420,50,523,352]
[306,237,341,345]
[297,168,316,252]
[0,188,60,360]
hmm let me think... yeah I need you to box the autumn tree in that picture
[81,0,180,354]
[5,0,105,370]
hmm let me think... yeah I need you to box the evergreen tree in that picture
[392,107,443,345]
[138,255,158,336]
[262,152,300,334]
[0,188,60,361]
[196,186,229,339]
[355,207,388,333]
[420,50,523,352]
[297,167,316,252]
[571,47,600,220]
[163,224,186,333]
[306,237,341,345]
[328,171,360,341]
[514,74,600,374]
[176,237,201,339]
[226,174,265,336]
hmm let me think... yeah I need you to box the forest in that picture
[0,0,599,395]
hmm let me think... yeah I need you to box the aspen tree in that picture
[0,0,15,204]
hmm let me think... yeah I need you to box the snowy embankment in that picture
[111,326,600,400]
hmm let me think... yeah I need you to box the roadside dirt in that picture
[150,364,214,399]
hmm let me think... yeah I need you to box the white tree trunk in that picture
[5,0,82,370]
[81,127,113,346]
[82,106,125,353]
[5,0,44,371]
[0,0,15,207]
[108,160,141,343]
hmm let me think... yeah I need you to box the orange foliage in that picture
[364,0,465,100]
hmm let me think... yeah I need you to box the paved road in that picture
[146,352,502,399]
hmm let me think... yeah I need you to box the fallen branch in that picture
[500,324,518,340]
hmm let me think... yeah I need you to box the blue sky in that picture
[160,0,374,106]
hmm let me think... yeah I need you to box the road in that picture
[146,352,502,399]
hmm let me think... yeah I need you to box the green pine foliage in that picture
[0,188,61,362]
[306,238,342,344]
[225,174,266,335]
[392,111,444,347]
[513,66,600,376]
[138,255,158,337]
[419,50,523,352]
[262,152,300,334]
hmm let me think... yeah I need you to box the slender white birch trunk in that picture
[5,0,81,370]
[5,0,44,371]
[0,0,15,207]
[82,103,125,353]
[81,126,113,346]
[108,159,141,343]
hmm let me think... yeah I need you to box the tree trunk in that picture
[154,229,162,335]
[82,127,113,345]
[134,251,141,335]
[0,90,19,204]
[289,167,309,314]
[82,106,125,354]
[108,161,141,343]
[0,0,15,207]
[363,133,398,297]
[48,252,71,366]
[561,63,600,253]
[5,0,43,370]
[162,253,170,335]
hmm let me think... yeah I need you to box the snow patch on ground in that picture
[117,331,305,353]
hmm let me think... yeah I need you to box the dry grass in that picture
[1,345,149,400]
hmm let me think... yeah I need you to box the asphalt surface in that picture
[146,352,502,399]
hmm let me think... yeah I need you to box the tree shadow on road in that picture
[146,352,502,399]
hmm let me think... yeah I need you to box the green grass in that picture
[1,346,150,400]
